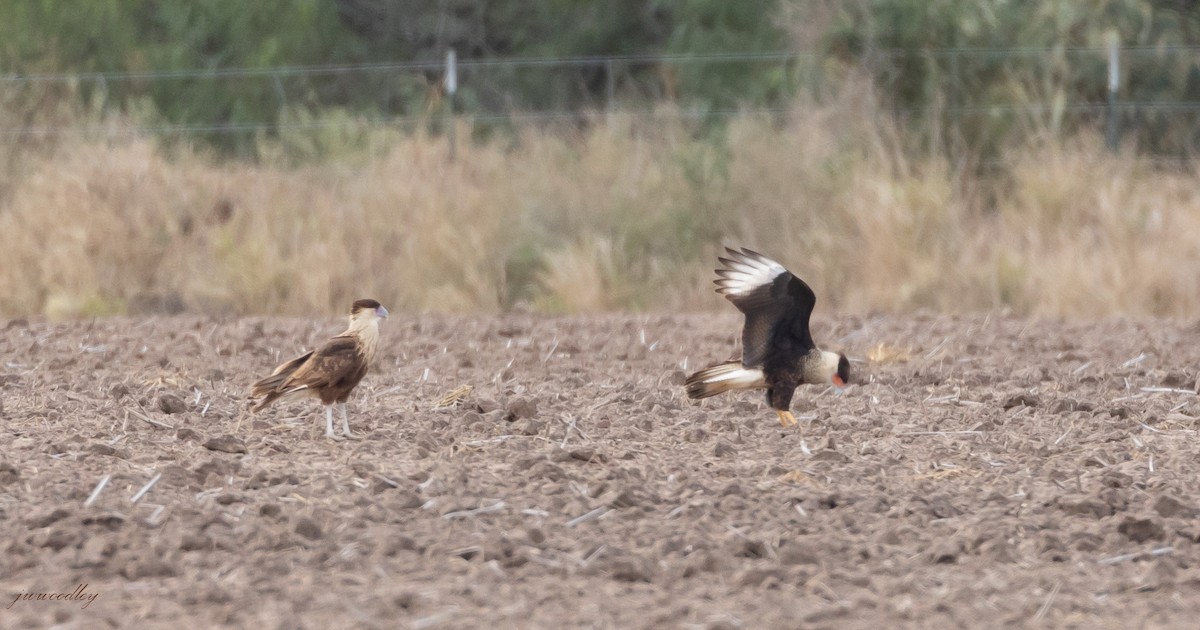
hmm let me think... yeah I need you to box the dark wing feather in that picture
[278,335,366,401]
[251,350,313,399]
[713,247,817,367]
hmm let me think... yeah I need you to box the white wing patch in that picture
[696,364,766,388]
[714,248,787,297]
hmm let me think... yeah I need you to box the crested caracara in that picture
[251,298,389,439]
[686,248,849,428]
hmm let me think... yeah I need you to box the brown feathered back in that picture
[251,335,369,411]
[251,298,385,414]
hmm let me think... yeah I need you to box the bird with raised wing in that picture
[250,299,389,439]
[685,247,849,428]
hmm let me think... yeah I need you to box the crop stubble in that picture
[1,312,1200,628]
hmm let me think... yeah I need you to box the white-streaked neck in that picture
[803,349,841,384]
[345,314,381,362]
[820,350,841,377]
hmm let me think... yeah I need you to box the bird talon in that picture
[776,410,798,427]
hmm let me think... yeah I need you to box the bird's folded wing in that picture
[251,350,313,397]
[279,335,363,391]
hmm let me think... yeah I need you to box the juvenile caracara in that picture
[250,298,389,439]
[685,248,849,428]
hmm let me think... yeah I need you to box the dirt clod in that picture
[713,441,736,458]
[203,435,247,454]
[505,397,538,421]
[778,542,820,565]
[1153,495,1195,519]
[27,508,71,530]
[294,518,323,541]
[475,397,502,413]
[516,418,544,435]
[1002,392,1040,409]
[122,557,177,579]
[1118,517,1165,543]
[0,460,19,484]
[75,537,112,567]
[176,427,201,441]
[567,448,607,464]
[1161,371,1192,388]
[88,443,123,458]
[928,540,961,564]
[158,393,188,414]
[180,534,214,552]
[1058,496,1113,519]
[603,556,654,583]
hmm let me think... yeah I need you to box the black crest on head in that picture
[837,354,851,384]
[351,298,382,314]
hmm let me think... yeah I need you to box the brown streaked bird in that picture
[685,247,849,428]
[250,299,389,440]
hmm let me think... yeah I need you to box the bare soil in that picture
[3,312,1200,629]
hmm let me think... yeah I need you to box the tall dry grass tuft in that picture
[1,104,1199,318]
[997,139,1200,315]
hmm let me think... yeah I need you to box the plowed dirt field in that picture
[2,312,1200,629]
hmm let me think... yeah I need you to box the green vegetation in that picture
[7,1,1200,157]
[4,2,1200,318]
[0,1,788,154]
[816,0,1200,157]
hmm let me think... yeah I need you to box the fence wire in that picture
[3,46,1200,150]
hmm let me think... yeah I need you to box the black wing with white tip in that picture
[713,247,817,367]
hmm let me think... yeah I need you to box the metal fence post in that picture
[605,58,615,120]
[271,73,287,107]
[1106,39,1120,152]
[445,48,457,161]
[96,75,108,114]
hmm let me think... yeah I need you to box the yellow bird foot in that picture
[775,410,798,427]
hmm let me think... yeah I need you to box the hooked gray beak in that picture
[377,306,389,319]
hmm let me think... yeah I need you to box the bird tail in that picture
[250,390,282,413]
[685,361,766,399]
[250,352,311,412]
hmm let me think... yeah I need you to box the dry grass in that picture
[1,101,1199,319]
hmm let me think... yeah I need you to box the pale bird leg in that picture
[339,402,355,439]
[324,405,342,440]
[775,409,798,428]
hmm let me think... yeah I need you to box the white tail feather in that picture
[685,360,766,399]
